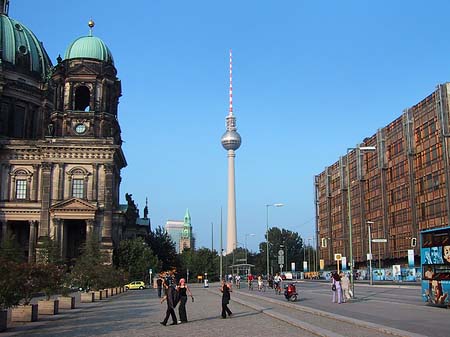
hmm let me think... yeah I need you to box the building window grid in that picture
[15,179,27,199]
[72,178,84,198]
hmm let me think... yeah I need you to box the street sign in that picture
[372,238,387,243]
[278,249,284,256]
[279,264,283,269]
[334,253,342,261]
[278,255,284,264]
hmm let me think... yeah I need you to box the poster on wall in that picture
[393,265,401,279]
[408,249,414,267]
[405,268,416,281]
[422,246,444,264]
[319,259,324,271]
[341,257,347,271]
[422,280,450,307]
[373,269,385,281]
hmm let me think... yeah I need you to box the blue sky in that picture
[11,0,450,252]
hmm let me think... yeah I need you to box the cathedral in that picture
[0,0,129,263]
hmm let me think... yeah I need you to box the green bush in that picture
[0,258,24,310]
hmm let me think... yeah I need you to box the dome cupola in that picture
[0,0,52,80]
[64,20,114,64]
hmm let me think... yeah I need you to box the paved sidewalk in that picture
[3,285,315,337]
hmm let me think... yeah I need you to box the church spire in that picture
[184,208,191,225]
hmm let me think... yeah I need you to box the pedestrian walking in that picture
[331,272,342,304]
[220,279,233,318]
[160,280,179,326]
[156,275,163,298]
[340,272,350,302]
[177,278,194,323]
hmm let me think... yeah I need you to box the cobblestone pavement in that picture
[4,285,316,337]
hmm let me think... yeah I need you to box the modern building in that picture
[0,1,130,263]
[315,82,450,270]
[165,209,195,253]
[221,50,241,254]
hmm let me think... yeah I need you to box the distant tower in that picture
[221,49,242,254]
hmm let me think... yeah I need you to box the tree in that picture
[178,248,219,281]
[0,234,25,263]
[257,227,305,274]
[37,236,64,266]
[114,237,160,282]
[0,258,24,310]
[146,227,180,272]
[70,233,108,291]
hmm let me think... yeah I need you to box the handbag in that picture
[332,283,336,291]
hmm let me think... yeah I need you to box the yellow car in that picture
[125,281,145,290]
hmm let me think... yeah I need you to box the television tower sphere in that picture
[221,129,241,151]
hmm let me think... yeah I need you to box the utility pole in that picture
[220,208,223,281]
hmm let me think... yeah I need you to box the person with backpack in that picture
[160,279,179,326]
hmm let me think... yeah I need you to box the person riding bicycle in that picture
[274,273,282,293]
[257,275,264,291]
[247,274,254,290]
[235,274,241,288]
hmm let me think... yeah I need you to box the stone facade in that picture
[0,4,127,263]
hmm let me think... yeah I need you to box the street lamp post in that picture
[308,238,312,273]
[245,233,255,264]
[367,221,374,286]
[347,146,376,297]
[266,203,284,279]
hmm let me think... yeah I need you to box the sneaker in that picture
[178,321,182,324]
[160,322,166,326]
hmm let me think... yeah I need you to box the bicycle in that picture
[274,282,281,295]
[248,280,253,290]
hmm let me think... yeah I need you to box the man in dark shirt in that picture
[156,276,163,298]
[160,281,178,326]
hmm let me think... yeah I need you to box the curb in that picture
[235,289,427,337]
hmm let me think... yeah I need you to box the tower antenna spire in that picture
[221,49,242,254]
[229,49,233,116]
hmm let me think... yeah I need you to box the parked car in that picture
[125,281,145,290]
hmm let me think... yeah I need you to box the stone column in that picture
[57,163,65,200]
[91,164,98,201]
[28,220,38,263]
[86,219,95,238]
[4,164,11,201]
[102,164,114,263]
[38,163,52,237]
[32,164,39,201]
[1,220,6,241]
[102,165,113,239]
[0,164,3,201]
[52,218,62,244]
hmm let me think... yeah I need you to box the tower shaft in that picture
[226,150,237,254]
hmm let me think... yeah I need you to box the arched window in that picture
[68,167,90,199]
[10,168,32,200]
[74,86,90,111]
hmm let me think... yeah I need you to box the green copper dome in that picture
[0,12,52,80]
[64,35,114,64]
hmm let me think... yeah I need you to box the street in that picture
[3,281,449,337]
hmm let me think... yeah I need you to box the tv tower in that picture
[221,49,242,254]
